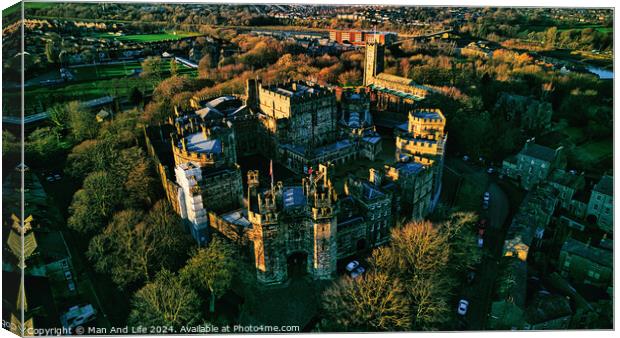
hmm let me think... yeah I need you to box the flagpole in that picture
[270,159,274,192]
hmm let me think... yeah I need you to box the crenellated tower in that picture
[304,163,338,280]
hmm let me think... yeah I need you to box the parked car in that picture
[478,218,488,229]
[345,260,360,273]
[463,155,470,161]
[350,266,366,279]
[457,299,469,316]
[487,167,495,174]
[60,304,96,329]
[477,237,484,248]
[483,192,490,201]
[478,228,485,237]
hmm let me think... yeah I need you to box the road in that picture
[463,180,509,330]
[444,157,512,330]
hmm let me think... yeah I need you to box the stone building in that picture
[502,139,565,191]
[383,162,433,220]
[586,175,613,234]
[171,117,244,245]
[247,79,338,148]
[395,108,447,208]
[247,79,383,174]
[558,238,612,289]
[247,164,338,284]
[344,173,394,247]
[547,169,586,210]
[363,41,430,114]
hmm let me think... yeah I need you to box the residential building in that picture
[502,139,564,190]
[586,175,613,233]
[558,238,612,289]
[548,169,586,209]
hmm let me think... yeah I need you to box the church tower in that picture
[363,41,385,86]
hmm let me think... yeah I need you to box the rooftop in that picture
[561,238,612,268]
[182,132,222,154]
[520,142,557,162]
[411,110,443,121]
[593,175,613,196]
[220,209,251,228]
[282,186,306,209]
[263,81,328,98]
[367,84,425,101]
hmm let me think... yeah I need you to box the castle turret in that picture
[248,171,286,284]
[308,163,338,280]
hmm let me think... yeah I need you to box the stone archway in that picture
[287,251,308,279]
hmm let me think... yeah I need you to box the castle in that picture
[154,36,446,285]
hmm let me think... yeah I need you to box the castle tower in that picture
[308,163,338,280]
[363,42,385,86]
[247,171,286,284]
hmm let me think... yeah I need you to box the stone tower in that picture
[247,170,286,284]
[305,163,338,280]
[248,164,338,285]
[363,41,385,86]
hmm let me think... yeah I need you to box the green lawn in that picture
[572,140,612,164]
[92,31,201,43]
[6,61,197,116]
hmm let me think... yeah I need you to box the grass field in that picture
[92,31,201,43]
[572,140,613,164]
[6,60,197,117]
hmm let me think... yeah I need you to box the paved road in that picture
[464,180,510,330]
[444,157,512,330]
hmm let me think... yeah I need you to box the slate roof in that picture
[593,175,613,196]
[183,132,222,154]
[561,238,612,268]
[282,186,306,209]
[521,143,556,162]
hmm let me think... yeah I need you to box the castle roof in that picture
[282,186,306,209]
[411,109,444,122]
[367,84,425,102]
[195,96,247,120]
[221,209,251,228]
[393,162,425,175]
[264,81,328,98]
[183,132,222,154]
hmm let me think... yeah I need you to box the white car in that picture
[487,167,495,174]
[345,260,360,272]
[483,192,490,201]
[457,299,469,316]
[351,266,365,279]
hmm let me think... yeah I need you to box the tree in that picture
[321,272,412,331]
[66,101,98,141]
[368,220,453,330]
[141,56,163,79]
[87,201,191,289]
[169,59,178,77]
[130,87,144,107]
[337,69,362,87]
[67,171,123,234]
[2,130,20,157]
[45,39,58,64]
[48,103,69,130]
[128,270,202,328]
[25,127,64,164]
[180,236,236,313]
